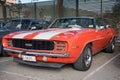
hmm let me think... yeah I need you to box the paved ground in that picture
[0,46,120,80]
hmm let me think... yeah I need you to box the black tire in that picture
[0,45,2,56]
[0,45,9,57]
[105,40,115,53]
[73,44,92,71]
[0,45,3,56]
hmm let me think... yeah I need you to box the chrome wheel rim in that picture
[85,48,92,67]
[112,42,115,50]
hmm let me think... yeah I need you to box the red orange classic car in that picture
[2,17,116,71]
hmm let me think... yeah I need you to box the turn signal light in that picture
[54,41,67,53]
[7,39,12,46]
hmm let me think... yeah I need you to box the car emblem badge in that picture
[25,43,32,47]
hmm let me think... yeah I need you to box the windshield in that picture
[4,19,31,29]
[50,18,94,28]
[4,20,21,29]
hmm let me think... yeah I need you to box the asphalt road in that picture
[0,46,120,80]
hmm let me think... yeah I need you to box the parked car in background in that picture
[3,17,116,71]
[4,18,49,30]
[0,18,49,56]
[0,20,5,28]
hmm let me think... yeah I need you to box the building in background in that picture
[0,0,18,20]
[6,0,16,4]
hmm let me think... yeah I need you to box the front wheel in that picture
[0,45,9,57]
[73,44,92,71]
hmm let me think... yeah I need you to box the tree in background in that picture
[0,0,7,22]
[103,0,120,24]
[102,0,120,37]
[112,0,120,24]
[56,0,63,18]
[111,0,120,39]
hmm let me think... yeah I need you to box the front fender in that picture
[67,35,93,63]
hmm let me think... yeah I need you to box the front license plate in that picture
[22,55,36,62]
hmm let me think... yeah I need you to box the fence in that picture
[20,1,55,21]
[4,0,115,21]
[15,0,116,20]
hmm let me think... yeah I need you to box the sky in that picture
[17,0,52,3]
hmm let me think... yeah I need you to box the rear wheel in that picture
[73,44,92,71]
[105,40,115,53]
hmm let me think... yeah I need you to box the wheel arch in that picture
[74,41,93,62]
[73,42,93,71]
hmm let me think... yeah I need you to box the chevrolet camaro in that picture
[2,17,116,71]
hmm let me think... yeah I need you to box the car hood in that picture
[6,28,94,40]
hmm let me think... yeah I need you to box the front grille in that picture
[12,39,54,50]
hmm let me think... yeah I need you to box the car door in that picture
[92,18,109,53]
[103,19,115,42]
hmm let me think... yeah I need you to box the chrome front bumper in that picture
[4,48,70,58]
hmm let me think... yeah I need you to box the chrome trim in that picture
[4,48,69,58]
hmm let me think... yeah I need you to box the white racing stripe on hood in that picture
[12,31,39,39]
[33,28,80,40]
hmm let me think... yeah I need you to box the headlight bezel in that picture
[54,41,67,54]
